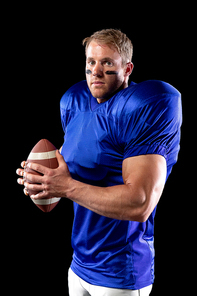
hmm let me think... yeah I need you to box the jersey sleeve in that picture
[60,84,75,133]
[60,93,69,134]
[60,80,88,133]
[120,82,182,175]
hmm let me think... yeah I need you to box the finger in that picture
[24,181,43,194]
[21,161,27,168]
[26,162,51,175]
[23,187,29,196]
[24,171,43,184]
[56,149,67,167]
[30,191,48,200]
[17,177,24,185]
[16,168,24,177]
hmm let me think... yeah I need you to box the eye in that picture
[87,60,95,66]
[103,60,114,67]
[106,61,113,66]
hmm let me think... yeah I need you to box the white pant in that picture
[68,268,152,296]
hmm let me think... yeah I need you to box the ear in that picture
[124,62,134,77]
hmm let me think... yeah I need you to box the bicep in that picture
[122,154,167,220]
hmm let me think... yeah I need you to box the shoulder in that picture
[118,80,182,117]
[125,80,180,105]
[61,80,89,97]
[60,80,89,110]
[133,80,180,98]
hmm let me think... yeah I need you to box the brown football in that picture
[24,139,60,212]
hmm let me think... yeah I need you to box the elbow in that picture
[133,213,150,223]
[124,184,162,223]
[128,195,153,223]
[126,205,150,223]
[130,192,162,222]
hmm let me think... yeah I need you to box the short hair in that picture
[82,29,133,65]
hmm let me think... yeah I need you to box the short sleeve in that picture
[60,93,69,133]
[121,90,182,176]
[60,81,89,133]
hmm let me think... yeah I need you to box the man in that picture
[17,29,182,295]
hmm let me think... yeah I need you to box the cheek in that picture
[106,74,124,90]
[86,74,91,87]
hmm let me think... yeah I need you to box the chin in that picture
[91,89,108,100]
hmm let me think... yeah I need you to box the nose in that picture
[92,62,103,77]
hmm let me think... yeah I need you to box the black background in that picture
[4,3,192,295]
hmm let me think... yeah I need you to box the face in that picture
[85,41,133,103]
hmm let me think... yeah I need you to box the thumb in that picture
[56,149,65,166]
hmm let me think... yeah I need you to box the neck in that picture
[96,81,128,104]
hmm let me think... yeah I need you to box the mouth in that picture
[92,81,105,86]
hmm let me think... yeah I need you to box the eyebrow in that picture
[87,57,115,63]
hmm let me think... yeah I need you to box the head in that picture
[83,29,134,103]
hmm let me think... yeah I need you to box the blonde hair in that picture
[82,29,133,65]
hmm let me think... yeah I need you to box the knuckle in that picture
[33,164,39,171]
[42,184,50,196]
[43,175,50,185]
[30,183,36,190]
[24,172,31,182]
[43,184,49,191]
[47,169,54,177]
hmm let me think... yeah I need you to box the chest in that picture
[61,110,124,184]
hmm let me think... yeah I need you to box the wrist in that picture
[64,177,78,200]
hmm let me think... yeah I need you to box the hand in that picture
[16,161,29,196]
[16,150,72,199]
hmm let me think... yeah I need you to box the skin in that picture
[16,41,167,222]
[85,41,133,103]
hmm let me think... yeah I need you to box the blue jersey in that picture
[60,80,182,290]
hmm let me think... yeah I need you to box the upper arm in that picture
[122,154,167,222]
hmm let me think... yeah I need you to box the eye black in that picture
[86,69,92,75]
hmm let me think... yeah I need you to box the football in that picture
[24,139,61,212]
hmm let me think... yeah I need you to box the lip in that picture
[92,81,105,85]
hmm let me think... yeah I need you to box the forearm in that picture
[66,178,145,221]
[20,153,165,222]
